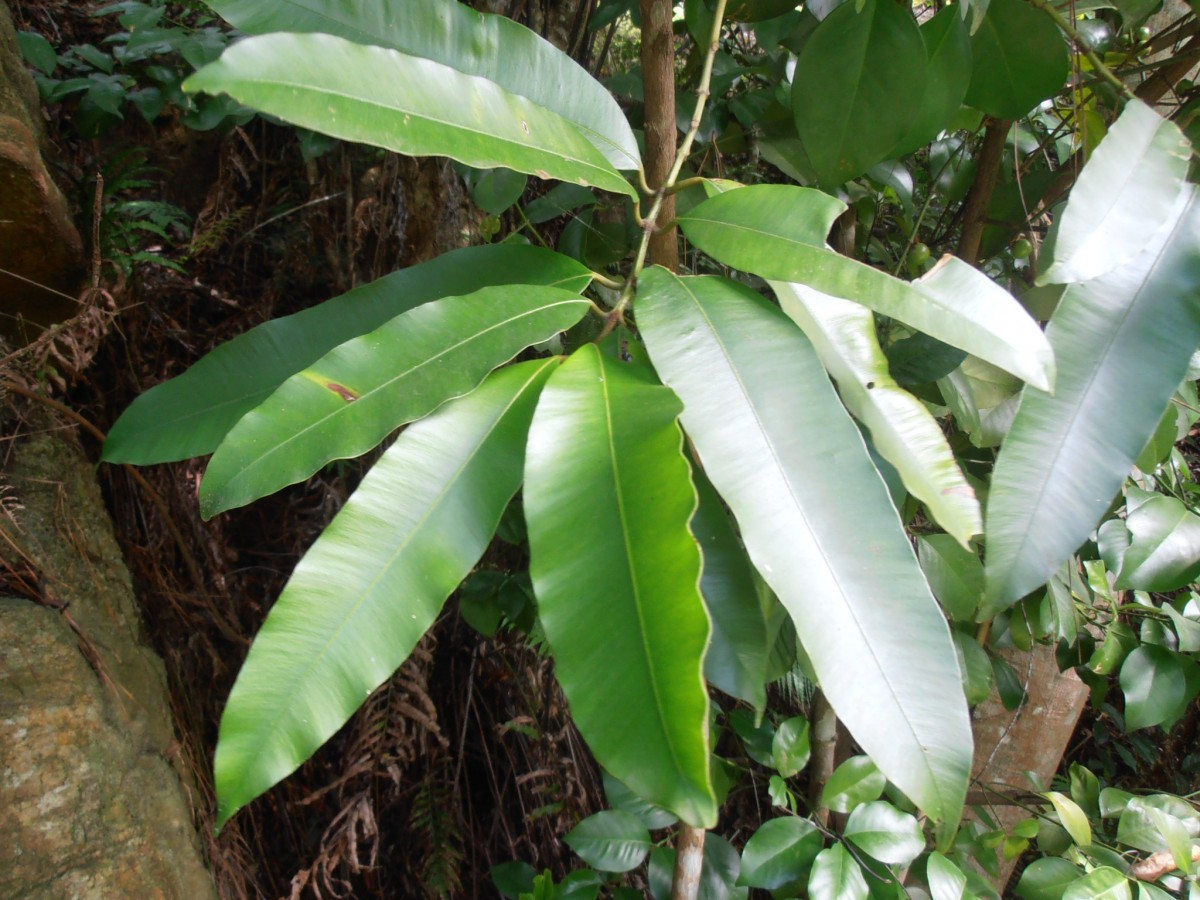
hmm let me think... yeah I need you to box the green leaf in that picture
[602,770,679,831]
[525,344,716,827]
[965,0,1069,118]
[820,756,886,814]
[692,469,771,710]
[1118,795,1200,852]
[775,281,982,545]
[1015,858,1085,900]
[638,269,973,825]
[493,860,538,898]
[1165,601,1200,653]
[954,630,993,706]
[104,245,590,464]
[696,834,748,900]
[737,817,824,890]
[204,0,640,171]
[184,33,635,198]
[18,30,57,76]
[1062,867,1131,900]
[1120,645,1188,731]
[678,193,1054,390]
[1115,494,1200,592]
[1044,791,1093,848]
[984,188,1200,612]
[918,535,985,621]
[927,851,967,900]
[808,843,868,900]
[1147,807,1195,875]
[791,0,926,187]
[200,285,590,516]
[1039,101,1193,286]
[564,810,652,873]
[891,9,972,158]
[773,716,812,778]
[844,801,926,866]
[213,359,557,827]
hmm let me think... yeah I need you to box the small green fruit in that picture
[907,242,931,267]
[1011,237,1033,259]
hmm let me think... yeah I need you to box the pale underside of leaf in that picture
[1039,100,1192,285]
[525,344,716,827]
[102,245,591,464]
[214,358,558,827]
[200,287,590,516]
[985,188,1200,612]
[184,33,634,197]
[204,0,641,170]
[638,268,972,824]
[774,280,981,546]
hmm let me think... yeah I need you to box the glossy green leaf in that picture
[1148,808,1195,875]
[737,817,824,890]
[775,281,981,545]
[1118,795,1200,852]
[1115,493,1200,592]
[1045,792,1093,848]
[844,801,926,866]
[892,9,972,158]
[954,630,993,705]
[525,344,716,827]
[184,34,635,198]
[1039,101,1193,285]
[1062,867,1131,900]
[821,756,886,814]
[1016,858,1085,900]
[1165,601,1200,652]
[692,469,771,710]
[927,851,967,900]
[200,285,590,516]
[638,269,972,825]
[965,0,1069,118]
[104,245,591,464]
[204,0,640,170]
[984,188,1200,612]
[213,359,557,827]
[564,810,652,873]
[696,834,748,900]
[602,770,679,831]
[791,0,926,187]
[773,715,811,778]
[1120,645,1188,731]
[808,843,868,900]
[679,194,1053,390]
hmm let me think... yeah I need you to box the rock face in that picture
[0,416,218,899]
[0,0,86,345]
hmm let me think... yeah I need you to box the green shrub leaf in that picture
[737,817,823,890]
[184,33,634,197]
[200,285,591,516]
[965,0,1069,118]
[984,188,1200,612]
[525,344,716,827]
[214,359,557,827]
[638,269,972,825]
[679,190,1054,390]
[204,0,640,170]
[103,245,590,464]
[564,810,652,873]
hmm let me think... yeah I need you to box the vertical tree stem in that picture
[640,0,679,273]
[956,118,1011,266]
[807,691,839,828]
[634,3,728,897]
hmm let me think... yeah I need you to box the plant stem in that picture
[956,118,1011,265]
[602,0,728,339]
[808,691,839,828]
[631,4,729,897]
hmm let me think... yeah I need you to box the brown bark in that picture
[956,118,1011,265]
[640,0,679,273]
